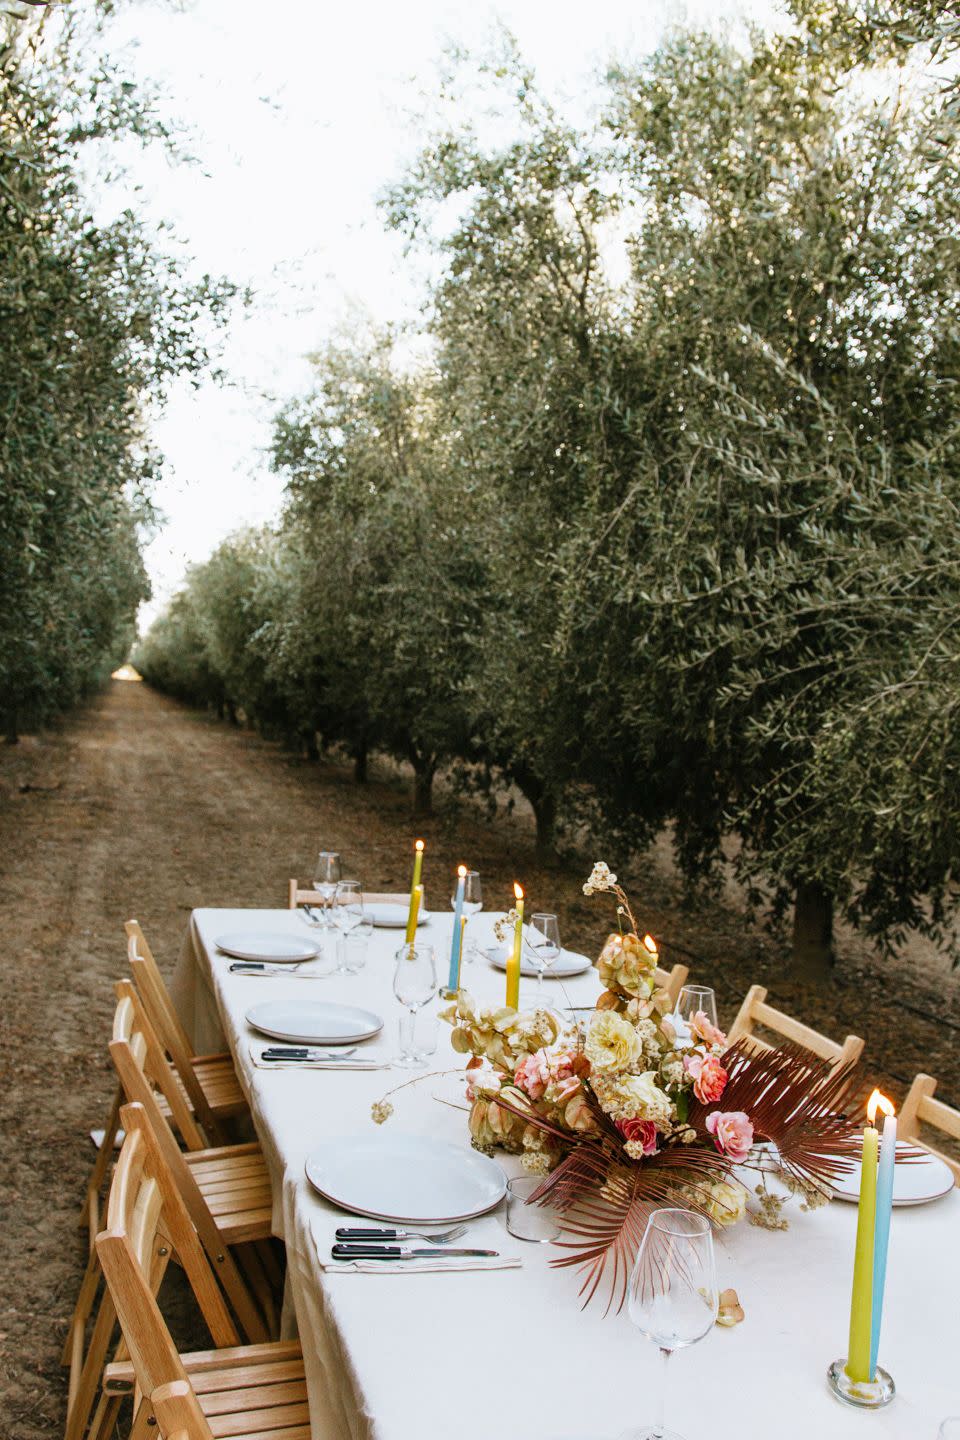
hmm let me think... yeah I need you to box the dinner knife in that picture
[262,1046,358,1059]
[331,1244,498,1260]
[336,1227,455,1241]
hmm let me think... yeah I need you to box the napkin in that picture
[249,1043,391,1071]
[311,1210,522,1273]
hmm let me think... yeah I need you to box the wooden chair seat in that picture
[190,1056,247,1117]
[105,1342,309,1439]
[185,1144,274,1244]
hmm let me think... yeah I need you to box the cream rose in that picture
[585,1011,644,1072]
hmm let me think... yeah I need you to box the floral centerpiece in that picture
[435,863,862,1309]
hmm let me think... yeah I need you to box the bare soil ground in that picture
[1,678,957,1439]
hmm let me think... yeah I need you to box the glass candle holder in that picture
[505,1175,560,1244]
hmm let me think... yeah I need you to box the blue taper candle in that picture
[869,1098,897,1376]
[447,865,467,991]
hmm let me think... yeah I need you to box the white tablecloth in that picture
[173,907,959,1439]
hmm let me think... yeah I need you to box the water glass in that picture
[397,1010,439,1061]
[938,1422,960,1439]
[624,1209,718,1440]
[505,1175,560,1243]
[337,931,369,974]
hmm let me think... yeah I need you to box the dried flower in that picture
[583,860,618,896]
[370,1100,393,1125]
[717,1288,745,1326]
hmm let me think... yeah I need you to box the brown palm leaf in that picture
[689,1039,863,1188]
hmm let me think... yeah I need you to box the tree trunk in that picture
[412,756,436,815]
[353,736,368,784]
[303,729,320,762]
[4,707,18,745]
[532,791,558,862]
[225,700,238,726]
[792,881,834,977]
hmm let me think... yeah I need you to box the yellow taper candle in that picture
[406,841,424,938]
[506,883,524,1009]
[847,1106,879,1383]
[404,883,423,946]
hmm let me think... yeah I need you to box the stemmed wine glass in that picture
[310,850,341,929]
[450,871,483,967]
[670,985,719,1049]
[523,913,561,997]
[332,880,364,973]
[622,1209,718,1440]
[392,943,436,1069]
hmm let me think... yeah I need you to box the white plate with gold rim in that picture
[831,1141,955,1206]
[305,1133,506,1222]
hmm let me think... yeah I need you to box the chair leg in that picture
[235,1242,279,1339]
[85,1086,123,1252]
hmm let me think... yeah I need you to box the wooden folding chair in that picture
[96,1117,308,1440]
[107,980,278,1343]
[63,1104,244,1440]
[900,1073,960,1185]
[654,963,689,1008]
[288,879,409,907]
[727,983,863,1065]
[125,919,248,1133]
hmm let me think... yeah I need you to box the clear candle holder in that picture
[826,1359,895,1409]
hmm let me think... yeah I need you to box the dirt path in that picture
[1,678,957,1438]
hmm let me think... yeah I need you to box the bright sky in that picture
[99,0,775,626]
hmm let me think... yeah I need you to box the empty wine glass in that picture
[392,944,437,1069]
[310,850,341,928]
[622,1209,718,1440]
[332,881,364,973]
[523,913,561,997]
[450,870,482,916]
[676,985,718,1030]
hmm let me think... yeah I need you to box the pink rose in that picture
[685,1052,728,1104]
[553,1074,581,1104]
[705,1110,754,1163]
[616,1117,659,1155]
[514,1051,549,1100]
[690,1010,727,1048]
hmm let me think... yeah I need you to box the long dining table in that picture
[172,905,960,1439]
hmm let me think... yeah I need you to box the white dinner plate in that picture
[246,1000,383,1045]
[365,903,430,928]
[216,932,320,964]
[305,1132,506,1222]
[832,1140,955,1206]
[483,944,593,978]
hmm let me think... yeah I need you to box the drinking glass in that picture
[676,985,719,1034]
[450,870,482,916]
[392,943,437,1068]
[332,881,364,972]
[622,1208,718,1440]
[505,1175,561,1243]
[938,1422,960,1439]
[309,850,341,928]
[523,913,561,996]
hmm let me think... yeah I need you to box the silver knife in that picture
[331,1244,498,1260]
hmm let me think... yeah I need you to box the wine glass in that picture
[332,881,364,973]
[310,850,341,928]
[392,944,437,1068]
[622,1209,718,1440]
[676,984,719,1042]
[450,870,483,915]
[523,913,561,997]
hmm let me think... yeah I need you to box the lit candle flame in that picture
[514,882,524,901]
[642,933,658,957]
[415,839,424,853]
[457,863,467,878]
[867,1089,895,1123]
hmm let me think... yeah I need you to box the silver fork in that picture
[334,1224,467,1245]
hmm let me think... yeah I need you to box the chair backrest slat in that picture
[900,1073,960,1185]
[654,963,689,1008]
[110,985,269,1343]
[288,880,409,908]
[728,983,863,1066]
[111,980,207,1150]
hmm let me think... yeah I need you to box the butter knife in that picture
[331,1244,498,1260]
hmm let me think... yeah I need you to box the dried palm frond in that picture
[493,1041,862,1312]
[690,1039,863,1188]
